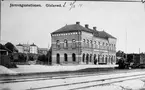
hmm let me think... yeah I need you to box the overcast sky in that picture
[1,1,145,53]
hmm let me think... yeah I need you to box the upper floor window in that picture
[103,42,104,46]
[72,39,76,49]
[103,42,105,49]
[94,41,96,44]
[94,41,96,48]
[98,42,100,45]
[90,40,93,48]
[83,39,85,45]
[87,39,89,47]
[64,39,68,49]
[56,40,60,49]
[114,44,116,50]
[106,43,108,50]
[83,39,86,47]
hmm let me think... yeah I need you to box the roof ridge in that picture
[51,22,116,39]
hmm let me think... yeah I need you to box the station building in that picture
[51,22,117,65]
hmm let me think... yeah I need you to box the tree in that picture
[0,43,12,52]
[47,46,52,65]
[116,50,126,58]
[5,42,18,53]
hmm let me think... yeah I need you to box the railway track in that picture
[23,74,145,90]
[24,73,145,90]
[1,70,145,90]
[0,69,143,84]
[20,72,145,90]
[0,73,100,83]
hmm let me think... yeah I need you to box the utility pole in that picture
[92,30,94,64]
[78,28,80,64]
[125,29,127,62]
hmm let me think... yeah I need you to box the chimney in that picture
[93,27,97,30]
[76,22,80,25]
[85,24,89,28]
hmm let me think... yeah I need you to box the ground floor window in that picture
[98,55,100,63]
[111,56,113,64]
[64,53,67,62]
[72,53,76,62]
[82,53,85,62]
[90,54,92,62]
[56,53,60,64]
[105,55,107,63]
[94,54,97,64]
[86,54,89,64]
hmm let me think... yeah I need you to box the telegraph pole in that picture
[125,29,128,62]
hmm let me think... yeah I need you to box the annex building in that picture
[51,22,117,65]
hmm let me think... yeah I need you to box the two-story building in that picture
[51,22,117,65]
[16,43,38,54]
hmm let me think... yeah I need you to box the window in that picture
[72,53,76,62]
[102,55,104,63]
[56,40,60,49]
[96,41,98,48]
[98,42,100,45]
[64,39,68,48]
[82,54,85,62]
[90,54,92,62]
[103,42,105,49]
[83,39,86,47]
[112,44,114,51]
[111,44,113,51]
[64,53,68,62]
[114,44,116,51]
[94,41,96,44]
[56,53,60,64]
[90,40,93,48]
[109,44,111,50]
[72,39,76,49]
[87,39,89,47]
[106,43,108,50]
[83,39,85,43]
[94,41,96,48]
[105,55,107,63]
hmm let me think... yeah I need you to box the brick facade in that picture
[51,22,117,65]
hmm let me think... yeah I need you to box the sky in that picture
[1,1,145,53]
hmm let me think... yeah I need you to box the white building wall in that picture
[16,46,24,53]
[30,46,38,54]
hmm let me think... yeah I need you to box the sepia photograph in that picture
[1,0,145,90]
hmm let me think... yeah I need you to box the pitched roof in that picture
[38,48,48,50]
[51,24,92,34]
[30,43,37,46]
[97,31,116,39]
[52,22,116,39]
[16,43,23,46]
